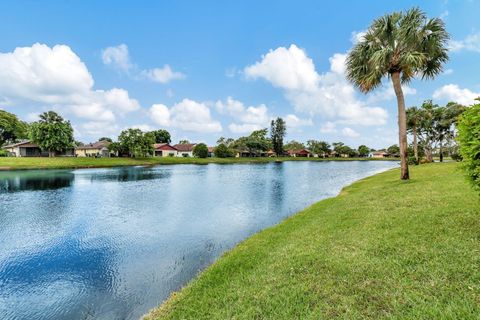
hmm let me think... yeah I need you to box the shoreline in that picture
[143,162,479,319]
[0,157,398,171]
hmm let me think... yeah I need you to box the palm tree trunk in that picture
[413,123,418,164]
[391,72,409,180]
[439,139,443,162]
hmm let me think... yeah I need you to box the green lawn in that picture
[0,156,396,170]
[145,163,480,319]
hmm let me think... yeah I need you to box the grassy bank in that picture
[0,156,396,170]
[146,163,479,319]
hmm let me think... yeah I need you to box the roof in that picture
[76,140,110,150]
[208,147,215,152]
[2,140,39,149]
[371,150,389,155]
[287,149,311,155]
[173,143,196,152]
[154,143,177,151]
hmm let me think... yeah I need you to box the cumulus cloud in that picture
[0,43,140,126]
[150,98,222,133]
[102,44,185,83]
[216,96,270,134]
[141,65,185,83]
[244,44,388,126]
[284,114,313,128]
[342,127,360,138]
[320,121,337,134]
[449,32,480,53]
[102,44,132,72]
[432,84,480,106]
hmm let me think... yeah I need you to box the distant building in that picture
[173,143,197,157]
[369,150,390,158]
[207,146,215,157]
[75,140,111,157]
[287,149,312,157]
[154,143,178,157]
[2,140,74,157]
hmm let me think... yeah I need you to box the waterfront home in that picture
[207,147,215,157]
[75,140,111,157]
[173,143,196,157]
[287,149,312,157]
[369,150,390,158]
[154,143,178,157]
[2,140,74,157]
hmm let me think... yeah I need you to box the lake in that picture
[0,161,398,319]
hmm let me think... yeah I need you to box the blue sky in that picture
[0,0,479,148]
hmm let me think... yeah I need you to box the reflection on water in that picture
[0,161,398,320]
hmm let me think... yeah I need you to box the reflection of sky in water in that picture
[0,161,398,320]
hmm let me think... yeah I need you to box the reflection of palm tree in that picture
[347,8,449,180]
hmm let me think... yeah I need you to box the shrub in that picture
[214,143,232,158]
[408,156,419,165]
[0,149,10,157]
[457,101,480,190]
[193,143,208,158]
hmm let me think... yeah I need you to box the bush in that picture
[214,143,233,158]
[193,143,208,158]
[408,156,419,165]
[457,101,480,190]
[0,149,10,157]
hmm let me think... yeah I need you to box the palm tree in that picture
[346,7,449,180]
[406,106,422,164]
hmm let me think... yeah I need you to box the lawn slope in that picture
[145,163,480,319]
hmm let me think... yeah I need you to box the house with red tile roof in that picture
[154,143,178,157]
[173,143,197,157]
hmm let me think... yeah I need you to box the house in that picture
[75,140,112,157]
[287,149,312,157]
[154,143,178,157]
[2,140,74,157]
[369,150,390,158]
[207,147,215,157]
[266,150,276,157]
[173,143,196,157]
[2,140,46,157]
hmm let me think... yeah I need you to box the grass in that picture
[145,162,480,319]
[0,156,396,170]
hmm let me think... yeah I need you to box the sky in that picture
[0,0,479,148]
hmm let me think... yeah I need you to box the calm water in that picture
[0,161,397,320]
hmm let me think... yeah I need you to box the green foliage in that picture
[270,117,286,156]
[29,111,74,156]
[457,100,480,190]
[232,129,271,156]
[332,142,356,157]
[306,140,331,157]
[0,149,10,157]
[117,128,155,157]
[387,144,400,155]
[358,145,370,157]
[178,139,190,144]
[150,129,171,144]
[346,8,449,92]
[214,143,233,158]
[0,110,29,146]
[98,137,113,143]
[193,143,208,158]
[284,140,305,151]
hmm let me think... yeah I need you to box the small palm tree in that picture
[346,7,449,180]
[406,106,422,164]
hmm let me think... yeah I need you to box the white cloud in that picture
[284,114,312,128]
[432,84,480,105]
[342,127,360,138]
[215,97,270,134]
[102,44,132,72]
[350,30,367,44]
[81,121,119,137]
[101,44,185,84]
[141,65,185,84]
[150,98,222,133]
[129,124,155,132]
[366,83,417,104]
[320,121,337,134]
[0,43,139,124]
[449,32,480,53]
[244,44,388,126]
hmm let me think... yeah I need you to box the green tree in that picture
[30,111,74,157]
[457,99,480,190]
[358,145,370,157]
[387,144,400,155]
[232,129,271,156]
[150,129,171,144]
[346,8,449,180]
[193,143,208,158]
[178,139,190,144]
[0,110,29,146]
[284,140,305,151]
[217,137,234,147]
[117,128,154,157]
[406,106,422,163]
[307,140,331,157]
[214,143,233,158]
[98,137,113,142]
[270,117,286,156]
